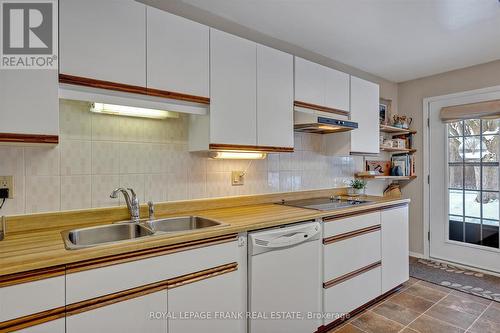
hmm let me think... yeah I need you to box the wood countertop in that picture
[0,193,409,276]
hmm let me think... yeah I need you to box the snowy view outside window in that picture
[448,119,499,249]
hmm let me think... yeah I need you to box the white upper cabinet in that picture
[294,57,323,106]
[146,6,209,97]
[0,70,58,137]
[294,57,350,112]
[60,0,146,86]
[350,76,380,154]
[210,29,257,146]
[257,45,294,148]
[324,67,350,112]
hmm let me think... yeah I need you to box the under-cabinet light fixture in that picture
[90,102,178,119]
[209,151,267,160]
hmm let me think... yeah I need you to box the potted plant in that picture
[349,179,367,196]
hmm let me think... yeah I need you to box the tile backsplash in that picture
[0,100,355,215]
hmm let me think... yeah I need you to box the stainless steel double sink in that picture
[61,216,226,250]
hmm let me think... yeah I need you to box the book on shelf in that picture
[391,153,416,176]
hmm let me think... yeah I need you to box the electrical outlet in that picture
[231,171,245,186]
[0,176,13,198]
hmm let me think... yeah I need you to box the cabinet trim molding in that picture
[0,265,65,288]
[316,284,402,332]
[294,100,350,116]
[323,225,381,245]
[66,234,238,274]
[66,262,238,317]
[323,202,409,222]
[59,74,210,105]
[323,261,381,289]
[0,306,65,332]
[0,133,59,144]
[209,143,294,153]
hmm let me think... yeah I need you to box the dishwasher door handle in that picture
[266,232,309,248]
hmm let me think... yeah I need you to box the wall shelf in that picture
[379,125,416,135]
[380,147,417,154]
[355,174,417,181]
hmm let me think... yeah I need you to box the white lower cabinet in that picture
[381,206,410,293]
[168,270,243,333]
[0,275,64,323]
[323,266,381,323]
[66,290,167,333]
[323,230,381,281]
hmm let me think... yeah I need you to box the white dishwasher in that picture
[248,221,322,333]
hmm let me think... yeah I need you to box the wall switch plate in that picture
[231,171,245,186]
[0,176,13,198]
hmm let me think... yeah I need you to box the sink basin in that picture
[62,223,154,250]
[148,216,225,233]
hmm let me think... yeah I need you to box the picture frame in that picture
[366,160,391,176]
[379,98,392,125]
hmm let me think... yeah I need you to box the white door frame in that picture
[423,84,500,262]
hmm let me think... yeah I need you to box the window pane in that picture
[449,189,463,216]
[449,216,464,242]
[448,137,463,162]
[482,166,499,191]
[482,120,499,135]
[463,136,481,162]
[464,165,480,190]
[464,190,481,218]
[481,224,499,249]
[448,121,463,137]
[465,220,481,245]
[482,192,499,221]
[449,165,463,189]
[482,135,498,162]
[464,119,481,136]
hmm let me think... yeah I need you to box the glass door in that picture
[448,119,499,249]
[429,98,500,273]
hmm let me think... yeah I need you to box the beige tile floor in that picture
[329,278,500,333]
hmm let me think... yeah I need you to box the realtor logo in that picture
[1,0,58,69]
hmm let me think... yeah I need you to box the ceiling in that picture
[149,0,500,82]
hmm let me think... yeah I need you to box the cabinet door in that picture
[168,270,244,333]
[147,7,209,97]
[210,29,256,145]
[294,57,323,106]
[350,76,380,154]
[325,67,350,112]
[0,70,58,136]
[60,0,146,86]
[257,44,293,148]
[66,290,167,333]
[381,206,409,293]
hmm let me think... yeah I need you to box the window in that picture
[448,119,500,249]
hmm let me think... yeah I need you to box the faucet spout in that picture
[110,188,140,222]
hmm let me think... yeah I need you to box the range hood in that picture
[294,109,358,134]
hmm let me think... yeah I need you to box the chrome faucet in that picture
[110,188,140,222]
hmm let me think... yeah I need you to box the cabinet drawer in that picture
[66,240,238,304]
[323,265,381,324]
[323,212,380,238]
[0,276,64,322]
[323,228,381,281]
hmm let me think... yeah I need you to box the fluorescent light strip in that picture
[90,103,178,119]
[209,151,267,160]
